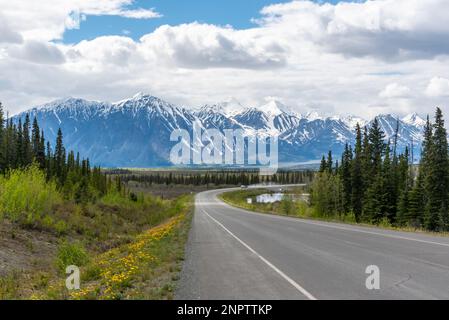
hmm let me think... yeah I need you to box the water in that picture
[256,193,285,204]
[255,193,310,204]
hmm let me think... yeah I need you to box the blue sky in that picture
[63,0,348,43]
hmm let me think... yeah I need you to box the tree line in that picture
[118,169,315,187]
[312,107,449,232]
[0,102,109,203]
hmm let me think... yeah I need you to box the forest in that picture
[312,107,449,232]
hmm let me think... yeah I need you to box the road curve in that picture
[175,187,449,300]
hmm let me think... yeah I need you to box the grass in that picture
[82,195,193,300]
[55,241,90,273]
[0,169,194,300]
[220,189,449,237]
[0,271,20,300]
[4,195,193,300]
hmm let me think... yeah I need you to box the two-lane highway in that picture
[175,188,449,300]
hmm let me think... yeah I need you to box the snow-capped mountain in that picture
[13,94,426,167]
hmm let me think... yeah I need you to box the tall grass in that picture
[0,165,62,224]
[55,241,90,273]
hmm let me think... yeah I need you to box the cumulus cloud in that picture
[139,23,286,69]
[379,83,411,99]
[0,16,23,44]
[259,0,449,60]
[7,41,65,65]
[65,36,137,71]
[426,77,449,97]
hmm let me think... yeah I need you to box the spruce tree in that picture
[31,117,40,158]
[351,123,364,221]
[327,150,333,174]
[383,141,396,222]
[424,108,449,231]
[22,114,33,166]
[319,155,327,173]
[54,128,66,184]
[340,143,352,213]
[408,174,425,227]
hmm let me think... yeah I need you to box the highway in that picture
[175,187,449,300]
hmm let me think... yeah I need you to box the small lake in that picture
[256,193,285,204]
[255,193,310,204]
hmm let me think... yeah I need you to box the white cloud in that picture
[259,0,449,60]
[7,41,65,65]
[114,8,161,19]
[0,15,23,44]
[65,36,137,71]
[139,23,286,69]
[379,83,411,99]
[426,77,449,97]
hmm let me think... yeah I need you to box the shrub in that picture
[54,220,68,236]
[129,192,138,202]
[0,165,62,223]
[281,195,294,215]
[55,241,90,273]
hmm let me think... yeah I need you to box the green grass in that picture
[38,194,194,300]
[0,194,194,300]
[0,164,196,300]
[0,271,20,300]
[55,241,90,273]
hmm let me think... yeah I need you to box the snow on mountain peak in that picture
[305,111,324,121]
[131,92,153,100]
[257,99,296,117]
[340,115,367,129]
[15,93,428,167]
[402,112,426,127]
[200,98,247,117]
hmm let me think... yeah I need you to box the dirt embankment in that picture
[0,220,57,277]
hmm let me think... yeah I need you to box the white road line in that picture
[201,208,318,301]
[212,192,449,248]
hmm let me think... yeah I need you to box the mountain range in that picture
[12,93,426,168]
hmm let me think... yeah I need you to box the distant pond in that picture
[255,193,310,204]
[256,193,285,204]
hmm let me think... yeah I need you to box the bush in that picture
[55,241,90,273]
[281,195,294,215]
[0,165,62,223]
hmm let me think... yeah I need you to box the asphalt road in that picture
[175,187,449,300]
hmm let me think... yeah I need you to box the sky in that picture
[1,0,449,118]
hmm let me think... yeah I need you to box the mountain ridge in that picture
[13,93,426,168]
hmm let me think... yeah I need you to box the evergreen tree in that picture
[327,150,333,174]
[22,114,33,166]
[408,174,425,227]
[383,142,397,222]
[340,143,352,213]
[319,155,327,173]
[424,108,449,231]
[54,128,66,184]
[351,123,364,221]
